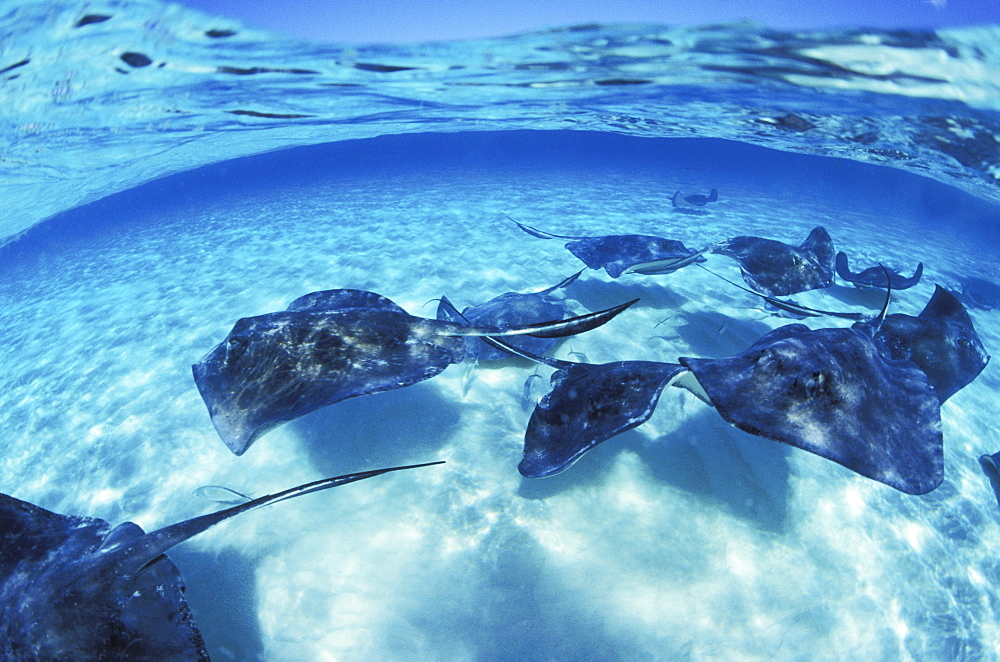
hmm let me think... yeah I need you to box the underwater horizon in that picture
[2,2,1000,660]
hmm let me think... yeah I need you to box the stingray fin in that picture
[436,295,470,324]
[919,285,968,321]
[835,251,855,281]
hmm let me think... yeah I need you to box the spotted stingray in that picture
[712,226,836,297]
[436,270,583,361]
[193,288,636,455]
[835,251,923,290]
[511,217,710,278]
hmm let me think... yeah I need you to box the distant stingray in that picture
[678,316,944,495]
[871,285,990,401]
[835,252,923,290]
[511,218,709,278]
[952,276,1000,310]
[193,288,636,455]
[671,188,718,208]
[712,226,836,297]
[436,270,583,361]
[0,462,442,661]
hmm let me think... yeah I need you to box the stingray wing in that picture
[679,324,943,494]
[286,288,408,314]
[874,286,990,401]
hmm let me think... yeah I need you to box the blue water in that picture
[2,3,1000,661]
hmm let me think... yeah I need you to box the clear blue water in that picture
[2,3,1000,661]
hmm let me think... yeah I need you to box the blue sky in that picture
[176,0,1000,44]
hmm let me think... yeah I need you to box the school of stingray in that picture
[2,186,996,659]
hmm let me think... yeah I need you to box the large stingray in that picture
[511,218,709,278]
[193,288,637,455]
[435,270,583,361]
[0,462,442,661]
[712,226,836,297]
[835,251,923,290]
[671,188,718,208]
[872,285,990,401]
[677,312,945,494]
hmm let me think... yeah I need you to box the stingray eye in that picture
[800,370,826,397]
[226,335,248,361]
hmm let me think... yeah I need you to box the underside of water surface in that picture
[2,3,1000,661]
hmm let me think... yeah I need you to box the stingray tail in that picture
[480,335,571,369]
[507,216,580,240]
[118,462,445,575]
[538,268,585,294]
[697,264,868,321]
[854,265,893,336]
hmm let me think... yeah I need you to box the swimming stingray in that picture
[952,275,1000,311]
[435,270,583,361]
[466,334,690,477]
[0,461,442,661]
[835,251,923,290]
[193,288,637,455]
[712,226,836,297]
[510,217,709,278]
[671,188,718,208]
[677,292,945,494]
[872,285,990,402]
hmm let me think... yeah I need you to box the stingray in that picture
[712,226,836,297]
[0,461,443,661]
[952,276,1000,310]
[835,251,923,290]
[467,333,689,477]
[520,358,689,477]
[677,295,945,494]
[671,188,718,208]
[872,285,990,402]
[511,218,709,278]
[435,270,583,361]
[193,288,637,455]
